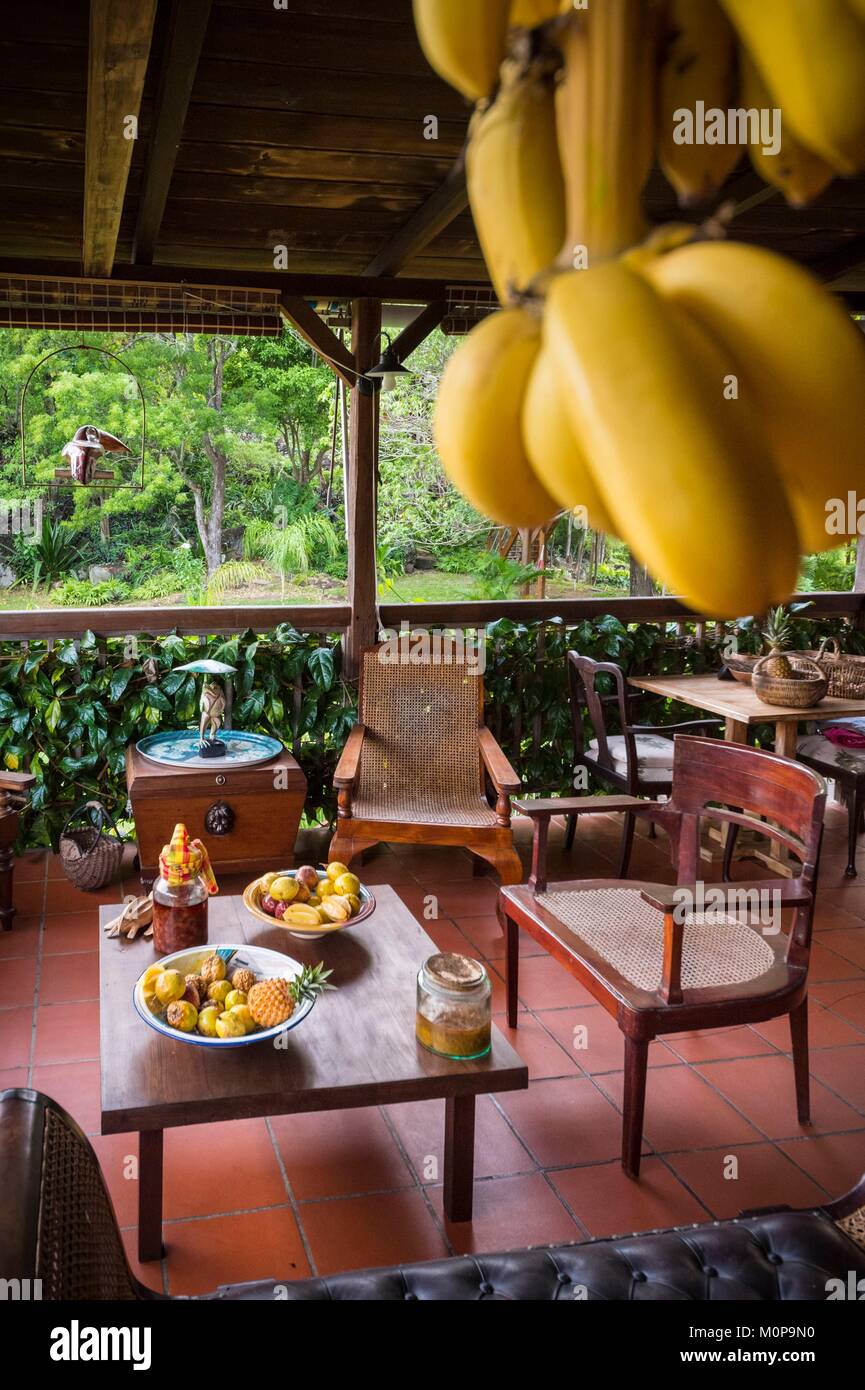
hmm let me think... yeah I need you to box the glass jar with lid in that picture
[416,952,491,1060]
[152,822,218,956]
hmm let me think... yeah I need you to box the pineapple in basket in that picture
[761,606,795,679]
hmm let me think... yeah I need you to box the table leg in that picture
[443,1094,476,1223]
[138,1130,164,1262]
[774,720,799,760]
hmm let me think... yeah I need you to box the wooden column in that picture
[344,297,382,678]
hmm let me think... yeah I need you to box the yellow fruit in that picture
[640,239,865,552]
[165,1000,198,1032]
[467,57,565,303]
[260,871,279,890]
[317,906,330,925]
[317,879,335,898]
[228,1003,255,1034]
[656,0,740,205]
[215,1011,246,1039]
[155,969,185,1005]
[522,343,616,533]
[334,872,360,896]
[510,0,562,24]
[320,896,351,924]
[224,989,247,1010]
[270,875,299,903]
[307,894,321,908]
[141,963,164,1013]
[545,261,799,617]
[740,50,834,208]
[248,978,295,1029]
[412,0,511,102]
[721,0,865,174]
[326,862,349,882]
[435,307,558,528]
[207,979,232,1006]
[197,1006,220,1037]
[346,893,361,915]
[284,903,323,929]
[553,1,653,268]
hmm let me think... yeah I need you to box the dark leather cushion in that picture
[212,1211,865,1301]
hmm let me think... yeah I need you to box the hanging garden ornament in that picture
[19,343,145,490]
[61,424,131,484]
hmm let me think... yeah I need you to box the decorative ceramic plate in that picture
[136,729,283,769]
[243,869,376,940]
[133,943,315,1048]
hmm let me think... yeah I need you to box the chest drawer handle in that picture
[205,801,234,836]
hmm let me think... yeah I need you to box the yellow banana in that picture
[848,0,865,19]
[641,240,865,553]
[554,0,652,268]
[467,58,565,302]
[657,0,741,204]
[510,0,563,26]
[741,50,834,207]
[721,0,865,174]
[522,345,616,534]
[412,0,511,102]
[435,308,558,528]
[545,263,799,616]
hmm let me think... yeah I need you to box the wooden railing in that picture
[0,592,860,641]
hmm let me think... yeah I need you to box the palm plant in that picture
[244,514,339,600]
[30,520,84,589]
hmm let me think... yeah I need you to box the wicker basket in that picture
[800,638,865,700]
[752,653,828,709]
[59,801,125,891]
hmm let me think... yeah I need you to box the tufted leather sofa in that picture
[3,1088,864,1301]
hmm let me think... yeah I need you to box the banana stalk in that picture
[554,0,654,269]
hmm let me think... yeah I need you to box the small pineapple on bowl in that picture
[760,605,796,679]
[753,605,828,708]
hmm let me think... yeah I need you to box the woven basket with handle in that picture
[800,637,865,700]
[59,800,125,891]
[752,653,828,709]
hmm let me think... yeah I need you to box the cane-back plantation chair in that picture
[329,645,523,882]
[567,652,721,875]
[500,737,826,1177]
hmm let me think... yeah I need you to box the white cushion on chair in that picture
[585,733,675,780]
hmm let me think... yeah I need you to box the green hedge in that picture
[3,611,862,850]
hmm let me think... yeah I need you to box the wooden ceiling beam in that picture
[84,0,158,276]
[390,299,445,362]
[363,162,467,278]
[279,294,355,385]
[132,0,213,265]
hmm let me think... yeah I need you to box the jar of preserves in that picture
[416,952,491,1060]
[152,822,218,955]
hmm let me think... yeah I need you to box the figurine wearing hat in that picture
[61,425,130,484]
[175,658,237,759]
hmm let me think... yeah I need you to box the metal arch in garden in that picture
[19,343,146,490]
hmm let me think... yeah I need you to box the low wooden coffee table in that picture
[99,886,527,1261]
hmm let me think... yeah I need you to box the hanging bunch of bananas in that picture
[413,0,865,618]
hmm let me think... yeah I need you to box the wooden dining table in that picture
[628,672,865,873]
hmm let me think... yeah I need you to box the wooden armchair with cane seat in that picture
[499,737,826,1177]
[566,651,722,875]
[328,645,524,883]
[0,770,36,931]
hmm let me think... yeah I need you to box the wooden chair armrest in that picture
[640,880,812,914]
[515,795,647,818]
[478,726,521,793]
[333,724,365,788]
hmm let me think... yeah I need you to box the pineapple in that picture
[247,963,335,1029]
[761,606,794,679]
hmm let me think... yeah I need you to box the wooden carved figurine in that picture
[61,425,130,484]
[199,679,226,750]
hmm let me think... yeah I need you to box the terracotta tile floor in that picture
[2,807,864,1297]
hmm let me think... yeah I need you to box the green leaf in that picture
[45,698,62,733]
[143,687,171,712]
[110,668,133,702]
[307,646,334,691]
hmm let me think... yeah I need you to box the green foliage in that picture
[2,626,353,849]
[472,552,543,599]
[799,546,855,592]
[55,578,130,607]
[244,513,339,598]
[30,520,85,588]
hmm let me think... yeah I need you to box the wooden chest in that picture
[125,743,307,886]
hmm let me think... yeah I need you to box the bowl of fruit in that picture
[243,862,375,939]
[133,946,333,1048]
